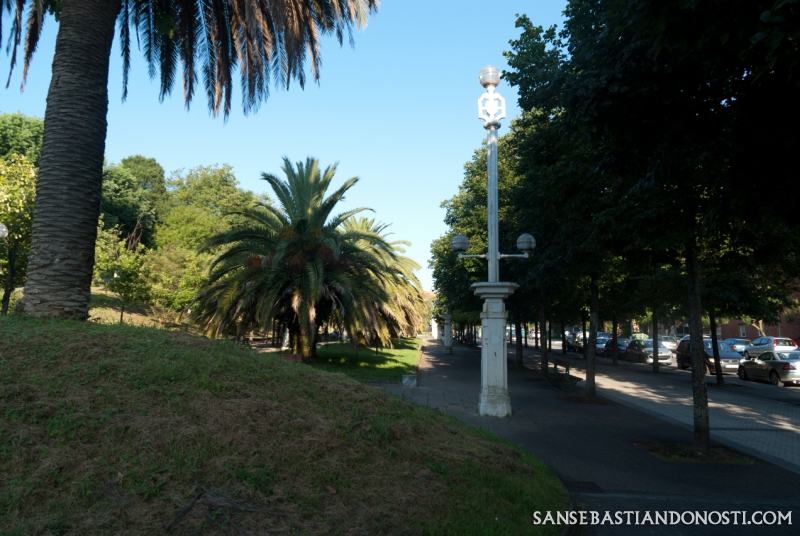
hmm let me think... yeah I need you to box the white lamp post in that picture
[451,66,536,417]
[443,310,453,354]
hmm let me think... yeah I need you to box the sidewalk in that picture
[380,339,799,535]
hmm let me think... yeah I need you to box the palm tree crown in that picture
[190,157,424,355]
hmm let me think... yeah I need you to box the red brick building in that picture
[718,292,800,342]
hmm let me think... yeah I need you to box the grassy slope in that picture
[306,339,423,382]
[0,316,568,535]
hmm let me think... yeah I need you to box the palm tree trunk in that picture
[686,238,710,455]
[21,0,121,319]
[1,245,17,315]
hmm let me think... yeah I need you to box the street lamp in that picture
[451,66,536,417]
[0,223,8,240]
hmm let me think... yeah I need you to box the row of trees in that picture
[2,113,426,355]
[431,1,800,455]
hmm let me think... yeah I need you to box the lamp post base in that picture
[471,282,518,417]
[443,313,453,354]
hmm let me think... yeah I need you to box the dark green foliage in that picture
[0,112,43,166]
[99,163,157,247]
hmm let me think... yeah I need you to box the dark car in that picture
[675,339,741,374]
[723,338,752,356]
[625,339,673,364]
[604,337,631,358]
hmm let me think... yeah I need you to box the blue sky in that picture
[1,0,566,291]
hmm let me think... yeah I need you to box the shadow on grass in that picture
[307,338,422,382]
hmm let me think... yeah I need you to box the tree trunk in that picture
[709,307,724,385]
[524,323,528,348]
[534,320,539,350]
[21,0,121,319]
[652,309,660,373]
[119,303,125,324]
[539,289,548,374]
[514,306,523,368]
[586,271,599,400]
[612,313,619,365]
[548,322,552,351]
[581,310,588,359]
[561,320,567,355]
[1,245,17,315]
[687,238,710,455]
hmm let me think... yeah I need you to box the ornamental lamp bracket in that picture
[478,86,506,127]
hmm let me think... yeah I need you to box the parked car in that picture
[723,338,752,356]
[625,339,673,365]
[741,337,798,360]
[738,351,800,386]
[675,339,741,373]
[658,335,678,353]
[602,337,630,358]
[596,337,611,356]
[597,331,612,339]
[630,332,648,341]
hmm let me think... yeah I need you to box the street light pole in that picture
[447,66,536,417]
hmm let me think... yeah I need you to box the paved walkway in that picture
[380,339,800,535]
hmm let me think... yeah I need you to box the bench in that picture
[545,357,583,390]
[283,354,303,362]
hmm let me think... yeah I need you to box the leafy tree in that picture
[3,0,378,320]
[119,155,167,217]
[100,162,157,247]
[144,244,212,313]
[504,1,800,453]
[190,157,424,357]
[93,223,150,323]
[0,154,36,314]
[0,112,43,166]
[154,165,264,250]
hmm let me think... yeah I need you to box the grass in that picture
[633,441,766,465]
[304,338,423,382]
[0,315,569,535]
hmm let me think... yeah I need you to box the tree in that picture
[504,0,800,454]
[100,162,157,247]
[93,222,151,323]
[0,154,36,314]
[154,165,264,250]
[119,155,167,218]
[3,0,378,320]
[0,112,43,166]
[190,157,424,357]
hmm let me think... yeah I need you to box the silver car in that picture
[741,337,797,359]
[658,335,678,353]
[738,351,800,386]
[625,339,673,364]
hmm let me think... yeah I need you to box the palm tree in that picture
[189,157,424,357]
[1,0,378,319]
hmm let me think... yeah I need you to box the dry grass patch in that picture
[633,441,766,466]
[0,316,568,535]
